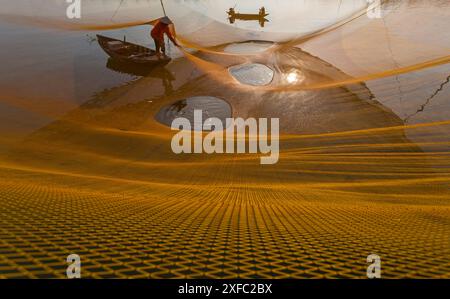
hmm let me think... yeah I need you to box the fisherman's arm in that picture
[168,34,180,47]
[166,26,180,47]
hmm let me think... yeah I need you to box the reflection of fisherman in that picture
[161,68,175,96]
[171,100,187,113]
[151,16,179,58]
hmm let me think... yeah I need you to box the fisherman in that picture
[227,8,236,24]
[259,7,266,16]
[151,16,179,58]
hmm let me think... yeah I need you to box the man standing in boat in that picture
[151,16,179,58]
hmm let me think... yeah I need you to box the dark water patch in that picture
[155,96,232,131]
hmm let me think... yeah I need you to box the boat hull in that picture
[97,35,171,67]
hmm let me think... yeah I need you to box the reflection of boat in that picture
[227,7,269,27]
[106,58,175,79]
[97,35,171,66]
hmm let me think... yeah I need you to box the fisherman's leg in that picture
[153,38,160,52]
[154,38,163,58]
[161,42,166,56]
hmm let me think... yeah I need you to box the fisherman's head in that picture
[160,16,173,25]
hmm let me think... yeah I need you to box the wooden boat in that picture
[97,35,171,66]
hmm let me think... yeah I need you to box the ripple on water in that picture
[155,96,232,131]
[229,63,274,86]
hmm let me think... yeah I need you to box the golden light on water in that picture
[285,71,303,84]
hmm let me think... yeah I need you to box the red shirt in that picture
[151,22,171,41]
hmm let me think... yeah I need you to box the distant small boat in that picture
[97,34,171,66]
[228,12,270,20]
[227,7,269,27]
